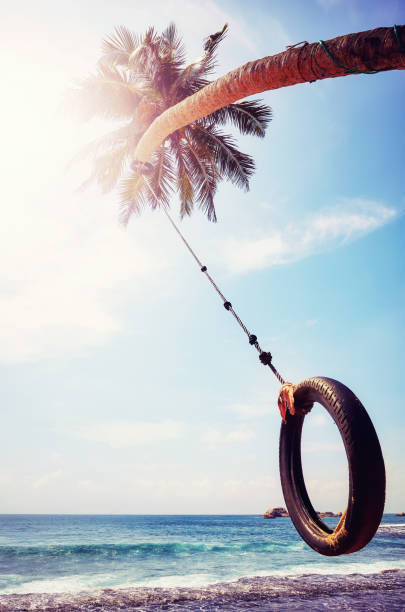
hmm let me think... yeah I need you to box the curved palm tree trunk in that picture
[134,25,405,163]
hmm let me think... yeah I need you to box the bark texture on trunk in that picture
[134,25,405,163]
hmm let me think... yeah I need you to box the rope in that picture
[394,25,405,54]
[135,24,405,388]
[144,179,285,385]
[318,26,405,78]
[318,39,380,74]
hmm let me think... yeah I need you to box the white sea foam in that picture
[1,570,405,612]
[247,558,405,580]
[136,573,219,589]
[0,572,119,595]
[7,556,405,596]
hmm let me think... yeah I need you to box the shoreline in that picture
[0,568,404,611]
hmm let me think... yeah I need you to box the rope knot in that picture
[259,351,272,366]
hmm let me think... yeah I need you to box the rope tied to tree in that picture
[318,39,380,75]
[142,177,286,385]
[131,25,405,387]
[318,25,405,76]
[394,24,405,54]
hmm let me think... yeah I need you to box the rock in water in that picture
[263,507,289,519]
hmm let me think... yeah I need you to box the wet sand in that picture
[0,568,404,611]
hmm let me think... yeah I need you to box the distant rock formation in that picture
[263,508,343,519]
[263,507,289,519]
[395,512,405,516]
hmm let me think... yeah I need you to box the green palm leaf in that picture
[169,133,195,218]
[102,25,141,60]
[119,174,147,225]
[204,101,272,137]
[68,121,140,167]
[190,124,254,190]
[182,130,217,222]
[70,22,271,223]
[69,67,141,121]
[146,144,176,209]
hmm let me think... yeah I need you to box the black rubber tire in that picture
[279,377,385,556]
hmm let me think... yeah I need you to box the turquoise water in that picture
[0,513,404,597]
[0,515,405,612]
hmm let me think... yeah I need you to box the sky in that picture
[1,0,404,515]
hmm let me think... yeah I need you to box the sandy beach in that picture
[0,569,404,611]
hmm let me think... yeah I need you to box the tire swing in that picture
[278,378,385,556]
[139,175,386,556]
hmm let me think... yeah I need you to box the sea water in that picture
[0,514,404,610]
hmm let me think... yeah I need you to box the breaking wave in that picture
[0,539,304,561]
[0,569,404,611]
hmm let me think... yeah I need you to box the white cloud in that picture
[72,420,185,448]
[0,46,180,365]
[302,441,344,453]
[166,0,290,60]
[228,403,271,420]
[32,470,63,489]
[311,413,328,427]
[0,207,172,363]
[202,425,255,448]
[0,1,291,366]
[227,427,255,442]
[191,478,212,491]
[0,162,176,364]
[223,199,398,273]
[0,0,286,366]
[0,468,13,487]
[247,476,277,489]
[306,319,318,328]
[1,9,397,367]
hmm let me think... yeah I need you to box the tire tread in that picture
[279,376,385,556]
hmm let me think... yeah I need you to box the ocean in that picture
[0,514,404,610]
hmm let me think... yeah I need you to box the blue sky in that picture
[1,0,404,514]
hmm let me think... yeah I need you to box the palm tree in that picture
[70,23,272,223]
[133,25,405,165]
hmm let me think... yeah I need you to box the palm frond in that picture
[120,143,176,224]
[146,143,176,209]
[203,24,228,53]
[137,27,160,73]
[169,133,194,218]
[169,64,209,101]
[68,122,140,169]
[203,100,272,137]
[161,23,186,66]
[182,131,217,222]
[170,23,227,97]
[98,50,130,67]
[200,23,228,75]
[141,24,185,97]
[71,120,142,192]
[189,124,254,190]
[72,22,271,223]
[68,66,141,121]
[75,146,127,194]
[92,144,130,193]
[119,173,148,225]
[102,25,141,58]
